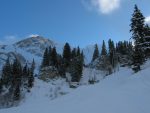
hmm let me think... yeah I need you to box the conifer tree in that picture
[12,58,22,101]
[51,47,58,67]
[22,63,28,88]
[28,59,35,88]
[71,56,83,83]
[2,57,12,87]
[71,48,77,59]
[92,44,99,62]
[12,58,22,86]
[0,79,3,93]
[48,46,52,65]
[13,84,20,101]
[130,5,146,71]
[71,49,84,83]
[42,48,49,67]
[130,4,145,45]
[63,43,71,69]
[108,39,115,67]
[57,55,66,77]
[77,46,81,56]
[132,45,143,72]
[143,24,150,57]
[101,40,107,56]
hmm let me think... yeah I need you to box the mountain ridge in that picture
[0,35,97,71]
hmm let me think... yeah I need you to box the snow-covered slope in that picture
[1,61,150,113]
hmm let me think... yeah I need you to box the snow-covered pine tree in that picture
[132,45,143,72]
[142,24,150,57]
[130,4,145,45]
[130,5,146,72]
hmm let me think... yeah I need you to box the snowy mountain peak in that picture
[15,35,55,49]
[12,36,58,57]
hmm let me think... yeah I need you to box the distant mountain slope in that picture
[0,35,98,71]
[0,35,63,70]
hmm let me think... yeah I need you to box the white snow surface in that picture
[1,61,150,113]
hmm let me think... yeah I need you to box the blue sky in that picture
[0,0,150,47]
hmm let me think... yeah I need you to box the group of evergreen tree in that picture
[91,4,150,73]
[130,5,150,72]
[41,47,58,68]
[91,39,134,75]
[41,43,84,83]
[70,47,84,82]
[0,58,35,106]
[92,39,118,74]
[116,41,133,56]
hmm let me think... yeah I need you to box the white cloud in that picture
[145,16,150,25]
[0,36,18,45]
[82,0,121,14]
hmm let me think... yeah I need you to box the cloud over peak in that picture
[83,0,121,14]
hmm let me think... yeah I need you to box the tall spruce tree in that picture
[101,40,107,56]
[130,5,145,45]
[63,43,71,69]
[48,46,52,66]
[108,39,115,67]
[57,55,66,77]
[0,79,3,93]
[2,57,12,87]
[130,5,146,72]
[71,56,83,83]
[71,48,77,59]
[132,45,143,72]
[28,59,35,88]
[77,46,81,56]
[143,24,150,57]
[12,58,22,101]
[42,48,49,67]
[13,84,20,101]
[22,63,28,88]
[92,44,99,62]
[70,47,84,83]
[51,47,58,67]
